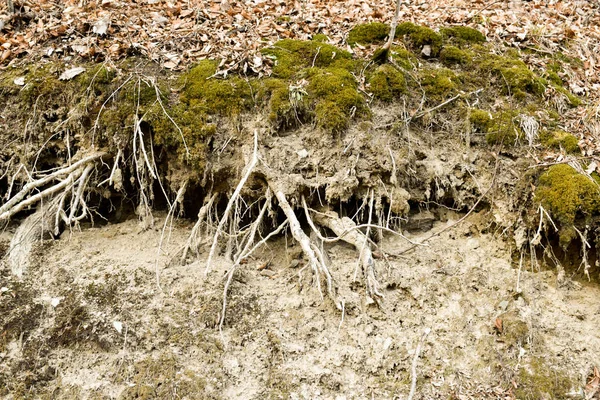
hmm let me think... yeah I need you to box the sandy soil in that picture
[2,209,599,399]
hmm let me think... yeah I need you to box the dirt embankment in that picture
[1,21,600,399]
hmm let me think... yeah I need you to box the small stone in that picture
[260,269,276,278]
[421,45,432,57]
[290,259,300,268]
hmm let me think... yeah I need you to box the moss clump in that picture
[152,107,215,172]
[262,39,353,79]
[368,64,406,101]
[497,311,529,348]
[348,22,390,45]
[261,78,309,131]
[390,47,418,70]
[395,22,443,56]
[535,164,600,229]
[478,54,545,97]
[307,67,366,133]
[311,33,329,43]
[469,109,492,132]
[514,358,574,400]
[180,60,253,115]
[544,70,563,86]
[440,45,472,66]
[417,67,459,100]
[552,84,582,107]
[441,26,486,43]
[540,130,580,153]
[485,110,522,145]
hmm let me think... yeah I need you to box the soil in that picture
[2,208,600,399]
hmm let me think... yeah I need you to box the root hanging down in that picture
[271,186,341,309]
[310,207,385,305]
[205,130,259,275]
[1,151,106,277]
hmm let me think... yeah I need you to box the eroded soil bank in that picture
[1,22,600,399]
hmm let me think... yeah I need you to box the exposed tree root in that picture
[2,151,106,277]
[180,192,218,265]
[7,198,59,278]
[205,130,259,275]
[0,152,105,222]
[270,184,341,308]
[311,207,384,305]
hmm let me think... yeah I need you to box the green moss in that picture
[544,70,563,86]
[390,47,417,70]
[498,311,529,348]
[441,26,486,43]
[180,60,253,115]
[535,164,600,242]
[552,84,582,107]
[417,67,459,100]
[348,22,390,45]
[395,22,443,56]
[540,130,580,153]
[477,54,546,97]
[311,33,329,43]
[149,104,215,176]
[485,110,522,145]
[307,67,366,133]
[262,39,353,79]
[368,64,406,101]
[514,357,574,400]
[469,109,492,132]
[440,46,472,66]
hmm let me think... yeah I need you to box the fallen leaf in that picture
[59,67,86,81]
[494,317,503,333]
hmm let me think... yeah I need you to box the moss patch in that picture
[262,39,353,79]
[395,22,443,56]
[540,130,580,153]
[348,22,390,45]
[307,67,366,133]
[440,46,472,66]
[417,67,459,100]
[485,110,523,145]
[477,54,545,97]
[535,164,600,245]
[390,47,418,70]
[441,26,486,44]
[180,60,253,115]
[469,109,492,132]
[514,357,574,400]
[368,64,406,101]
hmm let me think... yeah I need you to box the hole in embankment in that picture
[535,230,600,283]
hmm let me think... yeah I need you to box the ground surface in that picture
[2,209,600,399]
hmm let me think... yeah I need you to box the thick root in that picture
[270,184,341,308]
[312,209,384,304]
[7,198,60,278]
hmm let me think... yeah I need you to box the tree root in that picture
[311,207,384,305]
[205,130,259,275]
[180,192,218,265]
[270,184,341,308]
[2,151,106,277]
